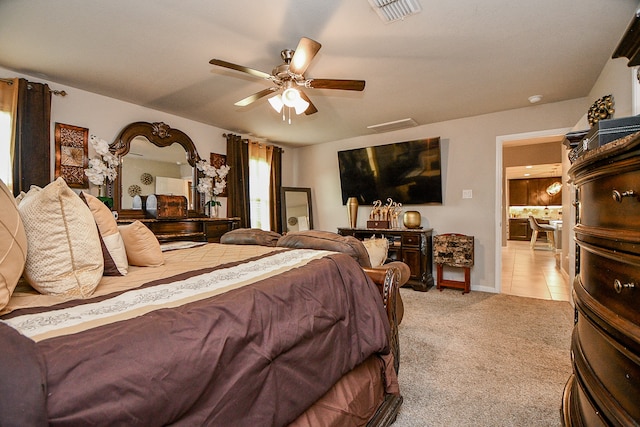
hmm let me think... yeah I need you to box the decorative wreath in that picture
[140,172,153,185]
[128,184,142,197]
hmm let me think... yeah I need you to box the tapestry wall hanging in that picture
[54,122,88,188]
[210,152,228,197]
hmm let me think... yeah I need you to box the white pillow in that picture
[362,236,389,267]
[0,179,27,310]
[18,178,103,297]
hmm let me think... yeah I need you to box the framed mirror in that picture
[110,121,202,218]
[281,187,313,232]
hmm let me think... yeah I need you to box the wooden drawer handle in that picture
[612,189,635,203]
[614,279,636,294]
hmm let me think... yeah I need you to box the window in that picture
[249,155,271,229]
[0,111,11,189]
[248,142,273,230]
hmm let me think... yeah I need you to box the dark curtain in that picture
[226,133,250,228]
[269,147,282,233]
[12,78,51,196]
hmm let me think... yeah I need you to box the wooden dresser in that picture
[118,217,240,243]
[337,227,434,291]
[563,133,640,426]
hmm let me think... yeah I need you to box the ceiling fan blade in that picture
[209,59,272,80]
[234,87,277,107]
[298,90,318,115]
[289,37,322,76]
[307,79,365,91]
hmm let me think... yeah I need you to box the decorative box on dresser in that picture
[118,217,240,243]
[337,227,434,291]
[563,132,640,426]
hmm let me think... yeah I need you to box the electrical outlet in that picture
[462,189,473,199]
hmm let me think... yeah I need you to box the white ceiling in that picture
[0,1,638,146]
[506,163,562,180]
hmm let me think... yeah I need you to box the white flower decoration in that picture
[84,135,118,186]
[196,159,230,207]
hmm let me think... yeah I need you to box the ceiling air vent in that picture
[367,118,418,133]
[368,0,422,23]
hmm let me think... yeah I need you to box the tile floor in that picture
[501,240,571,302]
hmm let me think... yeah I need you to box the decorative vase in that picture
[210,204,219,218]
[403,211,421,228]
[347,197,358,228]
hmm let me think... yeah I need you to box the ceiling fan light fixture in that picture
[269,92,308,116]
[368,0,422,23]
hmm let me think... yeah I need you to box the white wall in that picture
[292,98,590,292]
[0,66,294,197]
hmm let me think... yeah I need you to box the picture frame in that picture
[55,123,88,188]
[210,152,228,197]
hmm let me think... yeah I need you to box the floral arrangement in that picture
[84,135,119,186]
[196,159,230,208]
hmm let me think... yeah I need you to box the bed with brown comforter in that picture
[0,243,402,426]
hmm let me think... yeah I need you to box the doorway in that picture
[495,128,571,301]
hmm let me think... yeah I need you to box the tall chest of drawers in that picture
[563,133,640,426]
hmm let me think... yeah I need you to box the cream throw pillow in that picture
[18,177,104,297]
[0,179,28,310]
[362,236,389,267]
[82,192,128,276]
[118,221,164,267]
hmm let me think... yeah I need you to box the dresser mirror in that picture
[281,187,313,232]
[110,121,202,218]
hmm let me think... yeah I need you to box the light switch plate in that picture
[462,189,473,199]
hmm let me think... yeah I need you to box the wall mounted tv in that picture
[338,137,443,205]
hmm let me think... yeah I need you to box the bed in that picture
[0,179,404,426]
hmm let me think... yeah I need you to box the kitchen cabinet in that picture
[508,218,529,240]
[508,177,562,206]
[508,218,550,241]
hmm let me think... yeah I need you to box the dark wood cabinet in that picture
[509,177,562,206]
[118,217,240,243]
[508,179,529,206]
[562,133,640,426]
[337,227,434,291]
[508,218,549,241]
[508,218,530,240]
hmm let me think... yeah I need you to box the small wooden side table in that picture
[433,233,474,294]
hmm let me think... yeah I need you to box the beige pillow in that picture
[82,192,128,275]
[362,236,389,267]
[0,179,28,310]
[118,221,164,267]
[18,177,103,297]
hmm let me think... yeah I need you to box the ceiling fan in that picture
[209,37,365,116]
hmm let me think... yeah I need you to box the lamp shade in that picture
[268,95,284,113]
[546,181,562,196]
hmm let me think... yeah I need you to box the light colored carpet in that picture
[393,288,573,427]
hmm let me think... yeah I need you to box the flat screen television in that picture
[338,137,443,205]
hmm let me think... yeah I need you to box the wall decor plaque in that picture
[54,123,88,188]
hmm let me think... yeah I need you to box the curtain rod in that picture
[0,77,67,96]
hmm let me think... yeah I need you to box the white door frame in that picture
[495,127,572,293]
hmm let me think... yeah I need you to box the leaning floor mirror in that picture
[281,187,313,233]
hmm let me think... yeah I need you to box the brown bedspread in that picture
[0,247,392,426]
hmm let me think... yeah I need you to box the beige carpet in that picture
[393,288,573,427]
